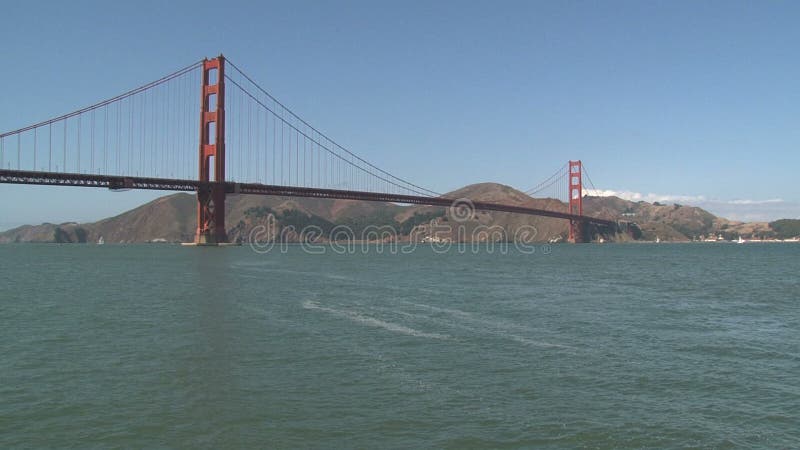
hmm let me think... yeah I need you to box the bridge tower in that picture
[195,56,228,244]
[567,160,585,243]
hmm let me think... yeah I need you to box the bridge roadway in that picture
[0,169,617,227]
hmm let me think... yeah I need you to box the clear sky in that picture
[2,0,799,229]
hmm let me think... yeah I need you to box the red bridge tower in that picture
[195,56,228,244]
[567,160,585,243]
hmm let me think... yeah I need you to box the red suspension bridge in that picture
[0,55,618,244]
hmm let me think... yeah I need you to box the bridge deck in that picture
[0,169,616,227]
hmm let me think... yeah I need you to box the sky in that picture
[1,0,799,229]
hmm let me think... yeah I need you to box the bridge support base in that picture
[569,219,588,243]
[194,183,227,245]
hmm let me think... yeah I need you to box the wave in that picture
[401,301,576,350]
[302,300,449,340]
[230,260,278,269]
[323,274,356,282]
[506,334,576,350]
[407,302,474,319]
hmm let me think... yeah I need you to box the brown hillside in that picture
[2,182,778,244]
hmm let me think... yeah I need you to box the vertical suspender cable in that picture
[90,110,95,173]
[103,106,108,174]
[77,115,81,172]
[116,101,120,175]
[62,119,67,172]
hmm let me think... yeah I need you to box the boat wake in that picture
[402,301,577,350]
[302,300,450,340]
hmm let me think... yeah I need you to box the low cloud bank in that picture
[585,189,799,222]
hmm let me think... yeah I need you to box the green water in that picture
[1,243,798,448]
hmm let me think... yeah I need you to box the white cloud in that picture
[585,189,799,222]
[726,198,784,205]
[584,189,706,204]
[698,200,800,222]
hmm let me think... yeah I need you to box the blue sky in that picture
[2,0,799,229]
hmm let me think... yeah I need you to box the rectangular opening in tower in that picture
[207,68,219,85]
[207,122,216,145]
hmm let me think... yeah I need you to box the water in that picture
[1,243,798,448]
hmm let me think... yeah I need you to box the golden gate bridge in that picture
[0,55,618,244]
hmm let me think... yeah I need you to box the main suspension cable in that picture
[225,58,440,197]
[1,60,204,139]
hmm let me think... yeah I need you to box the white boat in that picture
[655,236,660,243]
[97,236,105,245]
[736,236,745,244]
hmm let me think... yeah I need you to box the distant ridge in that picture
[1,183,795,243]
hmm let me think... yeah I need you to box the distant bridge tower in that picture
[195,56,228,244]
[567,160,585,243]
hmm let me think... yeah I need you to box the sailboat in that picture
[736,236,745,244]
[97,236,105,245]
[655,236,660,243]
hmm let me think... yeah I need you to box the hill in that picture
[584,196,721,241]
[1,183,573,244]
[407,183,572,243]
[583,196,781,241]
[0,193,197,244]
[1,184,793,244]
[225,183,578,244]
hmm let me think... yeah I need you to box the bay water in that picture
[1,243,798,448]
